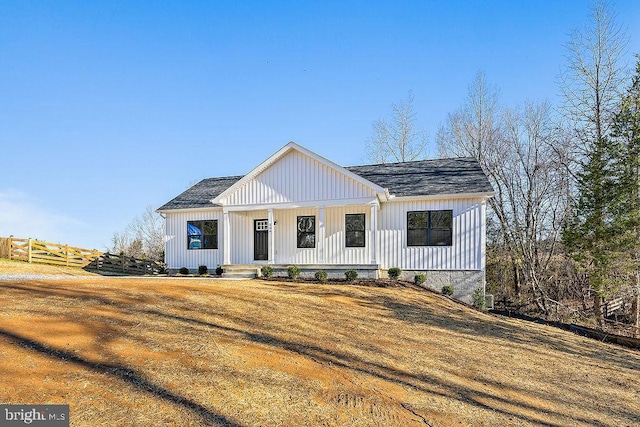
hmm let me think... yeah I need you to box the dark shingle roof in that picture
[158,158,492,211]
[346,157,493,197]
[158,176,242,210]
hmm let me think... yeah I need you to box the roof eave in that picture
[387,191,494,201]
[156,205,224,214]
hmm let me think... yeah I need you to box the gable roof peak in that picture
[210,141,385,205]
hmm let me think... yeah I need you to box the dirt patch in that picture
[0,277,638,426]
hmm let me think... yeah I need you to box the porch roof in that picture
[157,157,493,211]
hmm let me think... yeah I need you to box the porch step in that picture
[221,265,261,279]
[222,272,257,279]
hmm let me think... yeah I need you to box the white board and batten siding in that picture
[225,206,371,265]
[218,150,377,206]
[164,197,486,271]
[378,197,486,271]
[324,205,370,265]
[164,210,224,270]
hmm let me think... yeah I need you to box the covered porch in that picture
[220,201,380,271]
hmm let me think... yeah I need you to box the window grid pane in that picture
[297,216,316,248]
[428,229,452,246]
[408,212,428,229]
[187,220,218,250]
[430,211,452,228]
[407,210,452,247]
[408,228,428,246]
[346,214,365,247]
[346,230,365,247]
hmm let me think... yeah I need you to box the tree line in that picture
[366,1,640,333]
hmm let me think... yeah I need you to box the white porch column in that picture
[223,209,231,265]
[318,206,325,263]
[480,199,487,294]
[370,203,378,265]
[268,208,275,264]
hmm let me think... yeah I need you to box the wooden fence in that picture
[85,253,163,275]
[0,237,102,267]
[604,297,625,317]
[0,236,163,275]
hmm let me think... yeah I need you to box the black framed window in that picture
[297,215,316,248]
[407,210,452,246]
[345,213,365,247]
[187,220,218,250]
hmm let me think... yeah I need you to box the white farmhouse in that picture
[158,142,494,303]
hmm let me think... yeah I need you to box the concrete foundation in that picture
[267,264,380,280]
[387,269,485,305]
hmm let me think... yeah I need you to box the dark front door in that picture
[254,219,268,261]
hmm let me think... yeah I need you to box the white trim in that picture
[223,211,230,265]
[318,206,325,263]
[157,206,222,214]
[480,199,487,273]
[388,192,494,202]
[268,209,274,265]
[211,142,386,205]
[222,197,377,212]
[370,203,378,264]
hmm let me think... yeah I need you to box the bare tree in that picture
[437,71,501,162]
[497,102,571,313]
[559,0,629,324]
[559,0,628,152]
[110,206,164,261]
[365,91,429,163]
[130,205,164,261]
[436,72,525,294]
[110,231,131,255]
[438,71,571,310]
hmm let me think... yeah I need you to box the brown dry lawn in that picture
[0,258,99,276]
[0,266,638,426]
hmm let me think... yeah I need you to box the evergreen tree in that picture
[560,1,628,325]
[565,56,640,326]
[563,132,625,324]
[612,56,640,230]
[611,56,640,333]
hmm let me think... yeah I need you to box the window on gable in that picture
[297,215,316,248]
[407,210,452,246]
[345,213,365,247]
[187,220,218,250]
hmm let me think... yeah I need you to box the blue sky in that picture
[1,1,640,250]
